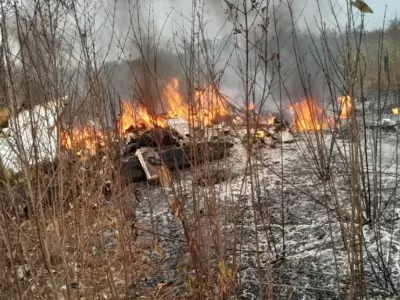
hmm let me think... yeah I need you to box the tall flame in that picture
[338,95,352,119]
[164,78,189,118]
[61,78,230,157]
[118,78,228,131]
[290,98,331,132]
[194,86,228,126]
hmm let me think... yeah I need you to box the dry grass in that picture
[2,1,400,299]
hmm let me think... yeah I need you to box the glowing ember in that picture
[392,107,399,115]
[267,115,276,125]
[290,98,331,132]
[61,125,105,157]
[255,130,265,139]
[338,95,352,119]
[119,101,166,134]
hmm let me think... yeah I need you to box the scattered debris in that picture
[275,130,295,143]
[121,141,234,183]
[123,127,183,155]
[135,148,162,181]
[135,147,173,187]
[167,117,188,137]
[0,98,68,173]
[367,118,399,131]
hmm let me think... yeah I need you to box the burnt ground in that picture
[127,115,400,299]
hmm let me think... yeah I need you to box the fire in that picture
[255,130,265,139]
[290,98,331,132]
[194,86,228,126]
[119,78,228,131]
[62,78,230,157]
[392,107,399,115]
[164,78,189,118]
[61,125,105,157]
[267,115,276,125]
[119,101,166,134]
[338,95,352,119]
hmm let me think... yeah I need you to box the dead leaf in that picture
[350,0,373,13]
[170,197,183,220]
[46,220,59,234]
[0,107,10,129]
[154,241,163,256]
[218,259,227,296]
[131,223,139,241]
[157,282,170,290]
[158,164,172,188]
[188,275,195,295]
[218,260,226,277]
[0,129,9,138]
[227,266,237,282]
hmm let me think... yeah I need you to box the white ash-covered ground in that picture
[128,117,400,299]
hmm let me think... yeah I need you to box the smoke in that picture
[126,0,342,113]
[262,1,342,109]
[5,0,344,116]
[199,0,344,113]
[3,5,71,107]
[98,0,344,115]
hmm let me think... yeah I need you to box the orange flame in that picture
[338,95,352,119]
[61,125,105,157]
[62,78,230,156]
[290,98,331,132]
[392,107,399,115]
[164,78,189,118]
[119,78,228,131]
[194,86,228,126]
[119,101,167,134]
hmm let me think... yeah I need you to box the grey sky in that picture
[8,0,399,64]
[94,0,400,62]
[154,0,399,33]
[145,0,400,52]
[344,0,399,29]
[365,0,399,28]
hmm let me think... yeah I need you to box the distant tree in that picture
[387,17,400,32]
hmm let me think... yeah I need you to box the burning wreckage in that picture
[0,79,294,188]
[1,80,399,190]
[4,77,399,190]
[0,98,69,175]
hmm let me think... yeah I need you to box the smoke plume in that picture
[6,0,343,118]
